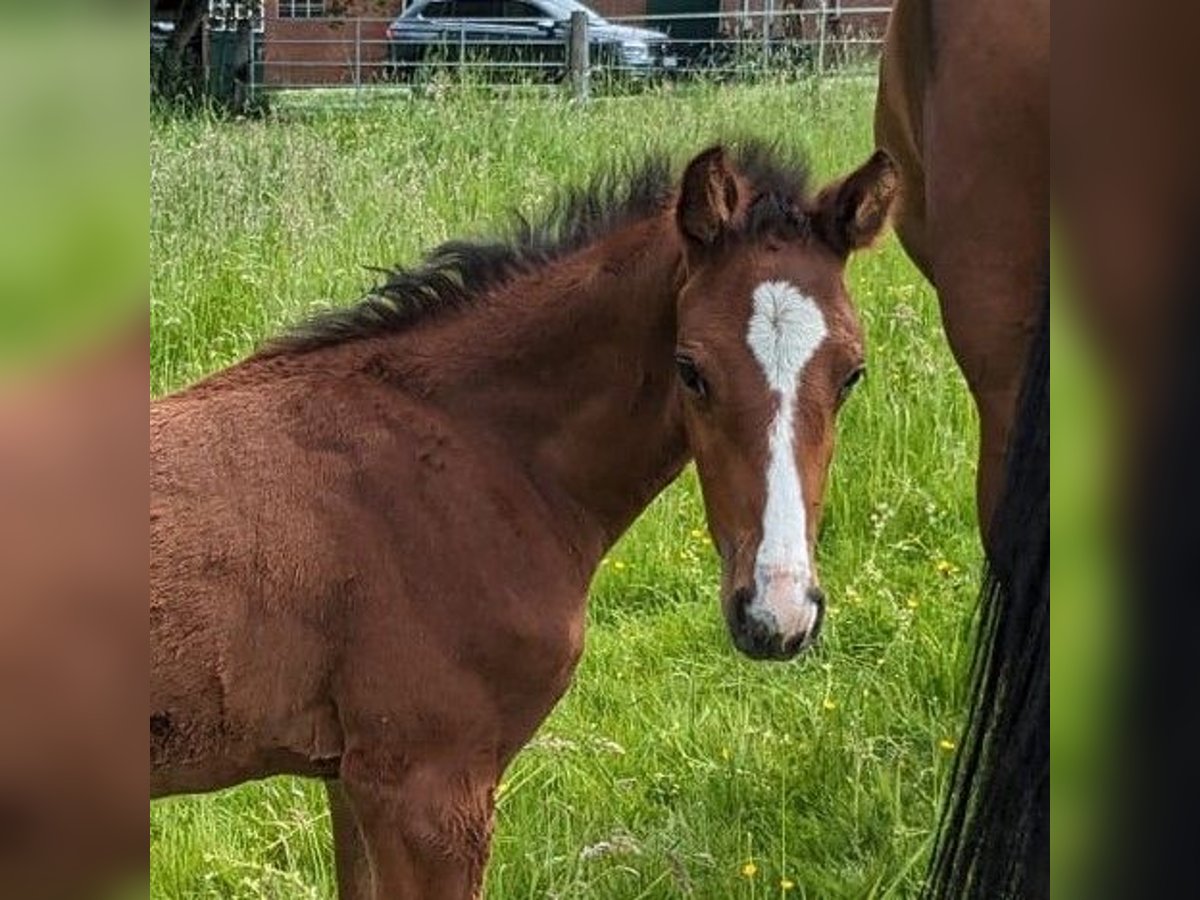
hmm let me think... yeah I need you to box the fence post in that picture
[354,18,362,93]
[248,25,256,105]
[568,10,589,101]
[761,5,769,70]
[816,0,827,75]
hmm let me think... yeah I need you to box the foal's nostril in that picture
[781,633,806,656]
[807,586,827,644]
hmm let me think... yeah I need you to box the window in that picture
[451,1,502,17]
[278,0,326,18]
[503,1,545,19]
[209,1,265,31]
[425,1,545,18]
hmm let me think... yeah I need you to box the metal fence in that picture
[240,6,888,99]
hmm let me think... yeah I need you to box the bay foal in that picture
[151,142,897,898]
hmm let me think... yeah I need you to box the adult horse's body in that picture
[151,142,897,898]
[874,1,1049,896]
[875,0,1049,532]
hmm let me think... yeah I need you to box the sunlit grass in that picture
[150,78,978,899]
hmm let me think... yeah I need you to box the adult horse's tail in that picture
[924,273,1050,899]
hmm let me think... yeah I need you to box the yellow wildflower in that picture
[906,596,919,609]
[822,698,837,711]
[935,559,957,576]
[939,738,957,752]
[741,861,758,878]
[690,528,704,539]
[781,878,796,891]
[614,561,627,570]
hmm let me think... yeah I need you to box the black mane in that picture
[262,140,811,356]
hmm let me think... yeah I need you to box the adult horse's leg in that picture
[938,296,1039,536]
[339,749,496,900]
[326,779,374,900]
[876,0,1048,534]
[927,0,1047,533]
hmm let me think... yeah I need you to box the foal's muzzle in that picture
[727,585,825,661]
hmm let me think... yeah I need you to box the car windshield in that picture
[411,0,605,22]
[539,0,604,24]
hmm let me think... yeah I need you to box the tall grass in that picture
[150,79,979,899]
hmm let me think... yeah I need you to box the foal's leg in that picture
[340,752,496,900]
[326,779,374,900]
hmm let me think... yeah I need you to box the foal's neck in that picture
[409,213,689,566]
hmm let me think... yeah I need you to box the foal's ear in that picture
[677,146,740,249]
[813,149,899,257]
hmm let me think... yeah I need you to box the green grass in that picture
[150,79,979,899]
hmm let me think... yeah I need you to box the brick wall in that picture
[263,0,398,86]
[590,0,648,17]
[594,0,748,18]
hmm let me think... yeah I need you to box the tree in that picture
[151,0,264,102]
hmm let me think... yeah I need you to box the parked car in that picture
[386,0,676,79]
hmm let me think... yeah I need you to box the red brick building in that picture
[258,0,891,87]
[263,1,395,86]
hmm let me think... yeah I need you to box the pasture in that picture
[150,78,979,899]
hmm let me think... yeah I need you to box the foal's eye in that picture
[838,366,865,405]
[675,354,708,399]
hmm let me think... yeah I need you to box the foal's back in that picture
[150,358,586,797]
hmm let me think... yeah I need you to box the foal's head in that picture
[672,145,897,660]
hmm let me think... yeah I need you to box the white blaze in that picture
[745,280,827,635]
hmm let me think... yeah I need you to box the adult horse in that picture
[875,0,1049,534]
[874,0,1049,897]
[151,141,898,898]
